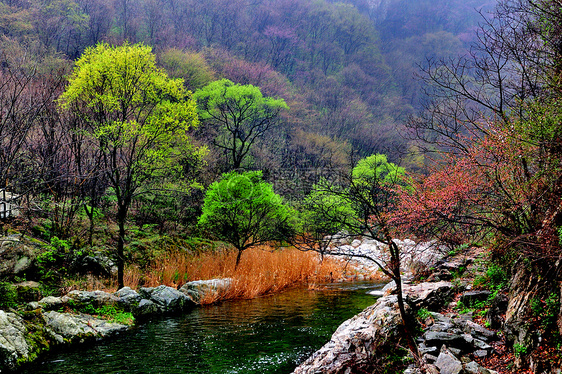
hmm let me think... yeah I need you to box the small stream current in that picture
[22,282,383,374]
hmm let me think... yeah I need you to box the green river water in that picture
[21,282,383,374]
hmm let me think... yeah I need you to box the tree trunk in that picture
[234,249,243,270]
[389,240,422,368]
[116,206,127,290]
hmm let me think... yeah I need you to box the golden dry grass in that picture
[64,245,386,303]
[122,246,347,304]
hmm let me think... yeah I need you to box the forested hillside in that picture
[0,0,491,176]
[2,0,562,372]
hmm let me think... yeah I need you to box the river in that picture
[21,282,383,374]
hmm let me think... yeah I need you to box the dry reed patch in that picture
[75,246,377,302]
[121,246,346,303]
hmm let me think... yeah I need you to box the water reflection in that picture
[22,282,383,374]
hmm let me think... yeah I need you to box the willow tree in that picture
[59,42,201,289]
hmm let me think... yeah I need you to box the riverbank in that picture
[1,233,449,371]
[16,283,382,374]
[292,246,504,373]
[0,235,381,371]
[292,245,557,374]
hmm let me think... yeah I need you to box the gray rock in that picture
[462,320,496,341]
[429,312,454,325]
[27,301,40,310]
[63,290,119,307]
[138,286,155,299]
[419,346,438,355]
[449,347,462,356]
[472,338,492,351]
[457,312,474,321]
[43,311,128,343]
[0,310,30,370]
[149,285,194,311]
[403,281,454,310]
[429,321,454,332]
[462,333,474,345]
[38,296,65,310]
[423,353,438,364]
[404,365,423,374]
[135,285,195,317]
[115,287,141,308]
[464,360,498,374]
[460,291,491,307]
[438,257,472,272]
[434,347,463,374]
[292,295,406,374]
[425,364,440,374]
[0,237,36,278]
[179,278,232,303]
[424,331,465,346]
[381,280,398,295]
[132,299,159,318]
[485,293,508,329]
[71,252,117,276]
[473,349,489,358]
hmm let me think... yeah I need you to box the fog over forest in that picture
[0,0,495,181]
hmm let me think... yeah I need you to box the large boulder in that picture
[0,236,36,279]
[179,278,232,303]
[70,251,117,276]
[114,287,142,310]
[434,346,463,374]
[0,311,30,370]
[403,281,455,311]
[37,296,65,311]
[43,311,129,343]
[133,285,196,318]
[63,290,120,308]
[292,295,406,374]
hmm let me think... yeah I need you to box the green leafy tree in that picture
[59,42,201,289]
[292,179,355,262]
[193,78,288,170]
[198,170,293,268]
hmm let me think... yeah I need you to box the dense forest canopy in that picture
[0,0,492,178]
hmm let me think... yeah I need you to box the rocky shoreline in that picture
[2,234,552,373]
[291,279,501,374]
[0,279,231,371]
[0,235,451,372]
